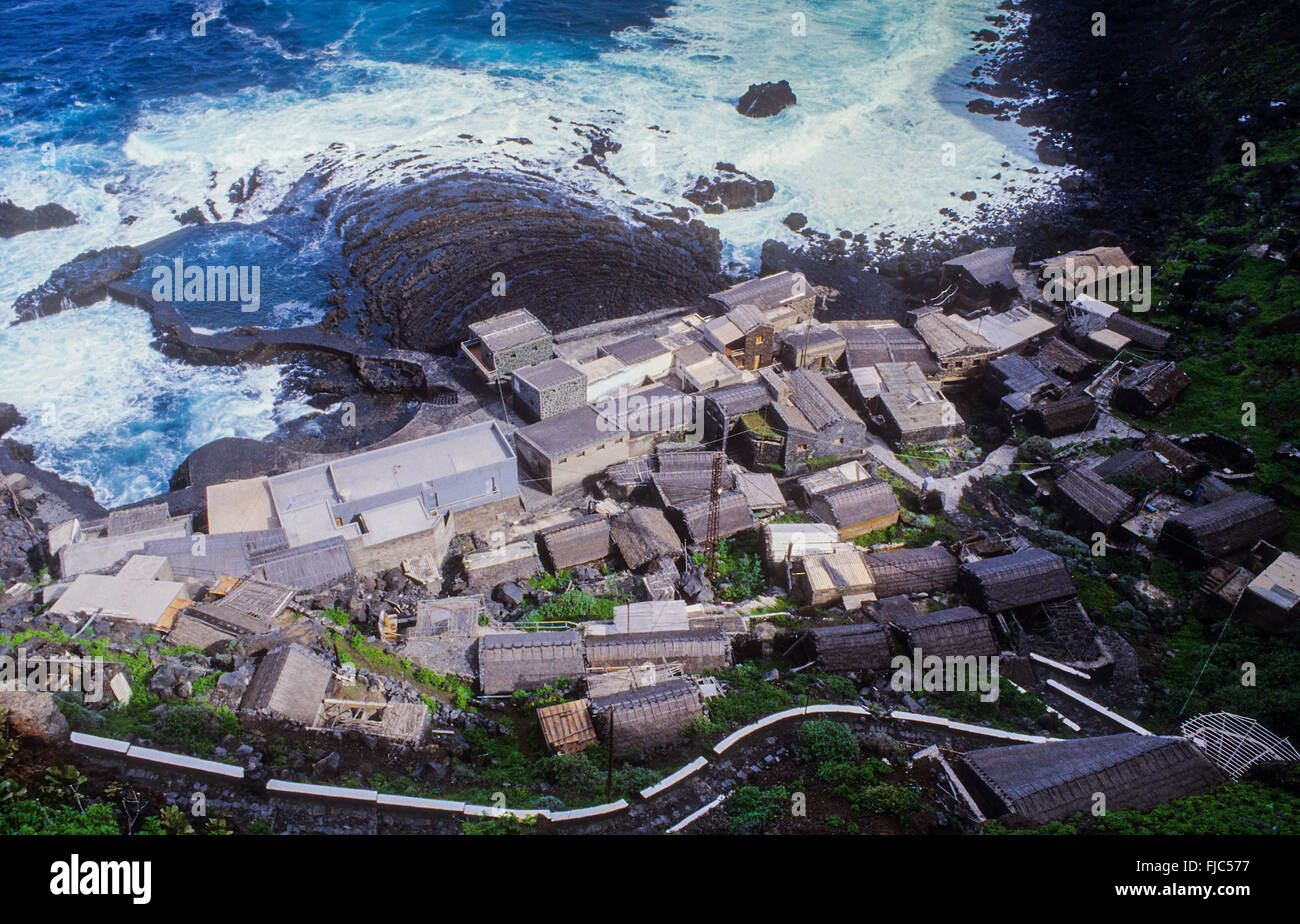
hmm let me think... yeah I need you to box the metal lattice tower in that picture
[705,450,723,575]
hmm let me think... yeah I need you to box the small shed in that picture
[1025,394,1096,436]
[536,514,611,571]
[803,623,893,673]
[1092,449,1171,491]
[1159,491,1288,562]
[761,521,841,576]
[777,320,847,370]
[1054,466,1136,533]
[1113,361,1190,417]
[734,471,785,513]
[861,546,959,598]
[1141,433,1207,479]
[511,358,587,421]
[590,678,705,754]
[892,606,999,659]
[1244,551,1300,631]
[961,734,1223,824]
[959,548,1077,612]
[584,629,729,673]
[463,540,543,590]
[808,479,900,539]
[789,545,876,607]
[241,645,333,725]
[610,507,683,571]
[536,699,598,754]
[672,491,755,545]
[477,631,585,695]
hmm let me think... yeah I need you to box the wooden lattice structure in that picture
[1181,713,1300,780]
[536,699,598,754]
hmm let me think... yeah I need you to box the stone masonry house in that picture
[460,308,555,383]
[511,358,587,421]
[478,631,585,695]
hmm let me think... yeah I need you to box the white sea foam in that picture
[0,301,314,507]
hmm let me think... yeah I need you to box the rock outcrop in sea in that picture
[0,198,76,238]
[736,80,797,118]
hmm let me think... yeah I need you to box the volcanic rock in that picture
[736,80,797,118]
[0,199,76,238]
[12,246,142,322]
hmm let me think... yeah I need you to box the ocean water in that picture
[0,0,1053,507]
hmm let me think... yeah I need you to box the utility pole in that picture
[605,707,616,801]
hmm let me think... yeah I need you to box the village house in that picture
[1066,294,1170,353]
[761,521,841,580]
[939,245,1020,313]
[510,358,587,421]
[265,421,517,574]
[609,506,683,572]
[960,733,1222,824]
[205,476,280,534]
[53,501,193,578]
[701,379,772,446]
[576,353,642,403]
[807,479,900,540]
[733,470,785,514]
[50,554,194,628]
[798,623,893,673]
[463,539,543,590]
[1054,466,1137,535]
[513,404,630,494]
[1031,336,1099,382]
[838,321,938,374]
[1025,393,1097,437]
[747,368,868,470]
[985,353,1067,423]
[959,548,1077,613]
[908,307,997,384]
[788,543,876,607]
[1035,246,1139,306]
[241,644,334,725]
[596,333,675,382]
[590,678,705,754]
[583,628,730,673]
[890,606,1000,660]
[660,333,746,392]
[1092,448,1173,493]
[863,362,964,446]
[947,306,1058,357]
[1243,548,1300,631]
[707,270,820,331]
[535,514,611,571]
[1159,490,1288,562]
[860,546,959,598]
[597,382,698,457]
[1112,360,1191,417]
[460,308,555,384]
[702,303,776,371]
[478,631,585,695]
[777,320,847,370]
[1141,433,1208,480]
[671,491,755,545]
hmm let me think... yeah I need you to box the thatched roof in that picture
[1106,312,1171,350]
[734,471,785,511]
[963,734,1223,823]
[810,480,899,532]
[590,678,704,754]
[469,308,551,352]
[1141,433,1206,478]
[1114,361,1190,416]
[912,309,996,361]
[709,271,812,313]
[791,545,876,606]
[253,537,354,591]
[536,514,611,571]
[805,623,893,672]
[412,596,484,637]
[1160,491,1288,562]
[892,606,998,659]
[673,491,755,544]
[651,468,734,507]
[584,629,729,673]
[477,631,585,695]
[143,528,289,582]
[778,368,860,432]
[1055,466,1135,531]
[610,507,683,571]
[960,548,1077,612]
[1031,337,1098,380]
[840,323,937,374]
[702,380,772,419]
[1026,394,1096,436]
[612,600,690,634]
[1092,449,1171,490]
[241,645,332,725]
[942,245,1018,291]
[656,448,725,473]
[861,546,959,598]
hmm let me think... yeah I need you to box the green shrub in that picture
[795,720,860,767]
[726,784,789,835]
